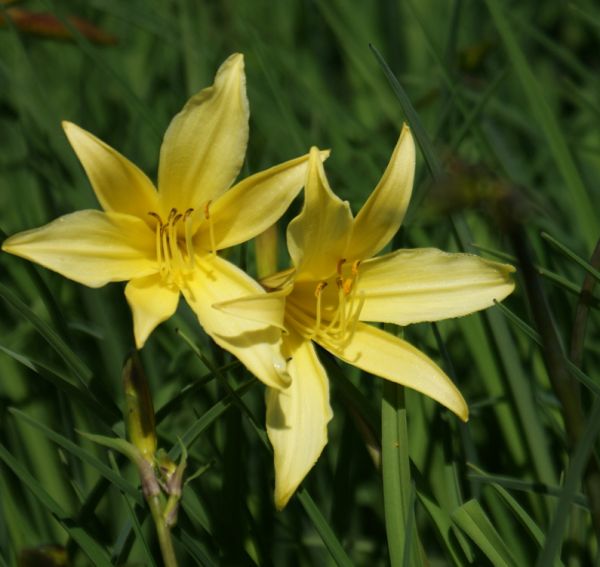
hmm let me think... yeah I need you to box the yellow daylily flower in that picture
[2,53,319,390]
[220,125,515,508]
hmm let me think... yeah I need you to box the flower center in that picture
[308,259,365,350]
[148,207,196,285]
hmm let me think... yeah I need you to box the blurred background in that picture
[1,1,600,565]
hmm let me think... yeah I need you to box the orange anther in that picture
[343,278,353,295]
[148,211,162,225]
[203,200,212,220]
[315,281,328,297]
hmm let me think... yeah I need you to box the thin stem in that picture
[147,494,178,567]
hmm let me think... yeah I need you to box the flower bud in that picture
[123,353,157,463]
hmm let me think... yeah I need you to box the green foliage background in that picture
[1,0,600,565]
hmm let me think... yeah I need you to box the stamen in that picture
[322,259,364,349]
[343,292,365,349]
[343,278,353,295]
[148,212,166,276]
[309,281,328,339]
[168,213,184,273]
[204,200,216,255]
[161,225,172,276]
[337,285,347,335]
[147,208,197,284]
[183,208,195,267]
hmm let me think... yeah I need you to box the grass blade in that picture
[452,500,519,567]
[382,382,423,567]
[484,0,598,248]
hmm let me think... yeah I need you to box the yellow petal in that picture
[255,224,278,280]
[348,124,415,260]
[125,274,180,348]
[181,254,290,390]
[196,150,329,251]
[318,323,468,420]
[266,331,332,509]
[287,147,353,281]
[2,210,157,287]
[158,53,249,213]
[358,248,515,325]
[62,122,159,219]
[213,286,291,332]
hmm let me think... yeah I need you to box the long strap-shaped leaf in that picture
[0,443,113,567]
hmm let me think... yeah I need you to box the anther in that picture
[315,281,328,297]
[336,258,346,276]
[342,260,361,295]
[342,279,353,295]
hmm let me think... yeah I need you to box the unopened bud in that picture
[123,353,157,463]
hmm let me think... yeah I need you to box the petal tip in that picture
[309,146,323,159]
[274,486,294,511]
[61,120,79,135]
[1,237,12,253]
[134,333,147,350]
[229,52,244,64]
[220,52,245,77]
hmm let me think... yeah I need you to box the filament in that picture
[183,208,195,267]
[309,282,328,339]
[147,207,196,284]
[204,200,216,255]
[321,259,363,349]
[148,212,165,277]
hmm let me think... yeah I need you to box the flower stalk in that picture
[80,354,187,566]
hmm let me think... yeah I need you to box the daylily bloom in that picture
[2,53,319,390]
[219,125,515,508]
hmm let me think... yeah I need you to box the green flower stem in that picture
[139,457,178,567]
[381,382,423,567]
[147,493,178,567]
